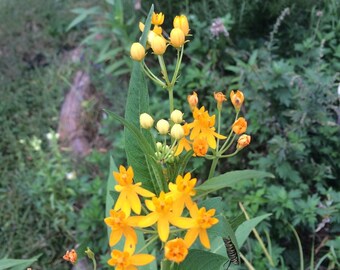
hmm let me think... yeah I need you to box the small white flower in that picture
[66,171,77,180]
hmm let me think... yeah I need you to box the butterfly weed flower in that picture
[151,35,167,55]
[192,137,209,157]
[214,92,227,111]
[174,123,192,156]
[170,28,186,48]
[108,249,155,269]
[152,12,165,26]
[168,172,196,216]
[230,90,244,111]
[114,166,155,216]
[63,249,77,264]
[232,117,247,135]
[140,113,154,129]
[138,191,194,242]
[187,91,198,111]
[173,15,190,36]
[237,134,251,149]
[184,204,219,249]
[130,42,145,62]
[165,238,189,263]
[104,210,138,251]
[170,109,184,124]
[170,124,185,140]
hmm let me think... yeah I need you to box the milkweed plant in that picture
[64,5,273,270]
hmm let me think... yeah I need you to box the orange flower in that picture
[138,192,194,242]
[187,91,198,111]
[214,92,227,110]
[174,123,191,156]
[108,249,155,269]
[114,166,155,216]
[104,210,138,251]
[152,12,164,25]
[237,134,251,149]
[168,172,197,215]
[165,238,188,263]
[170,28,185,48]
[184,204,219,249]
[192,137,208,157]
[230,90,244,111]
[188,106,226,149]
[232,117,247,135]
[63,249,77,264]
[173,15,190,36]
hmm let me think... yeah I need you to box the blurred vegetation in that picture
[1,0,339,269]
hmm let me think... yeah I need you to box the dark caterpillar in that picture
[224,237,239,265]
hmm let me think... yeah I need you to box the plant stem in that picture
[158,55,171,85]
[170,46,184,86]
[168,85,174,116]
[240,252,255,270]
[288,223,304,270]
[239,202,275,267]
[137,235,158,253]
[142,62,166,87]
[208,157,218,179]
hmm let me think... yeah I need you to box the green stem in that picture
[219,149,239,158]
[220,111,239,151]
[288,223,304,270]
[170,46,184,86]
[208,157,218,179]
[168,85,174,116]
[158,55,171,85]
[219,134,237,154]
[141,62,166,87]
[137,235,158,253]
[216,109,221,152]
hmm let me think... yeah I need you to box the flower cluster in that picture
[105,166,219,268]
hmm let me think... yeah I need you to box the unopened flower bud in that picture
[140,113,154,129]
[214,92,227,110]
[171,110,183,123]
[173,15,190,36]
[232,117,247,135]
[187,91,198,111]
[170,28,185,48]
[230,90,244,111]
[130,42,145,61]
[156,119,170,134]
[171,124,184,140]
[151,36,167,55]
[237,134,251,149]
[152,12,165,25]
[153,25,162,35]
[156,142,163,151]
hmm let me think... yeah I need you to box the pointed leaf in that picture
[196,170,274,194]
[0,255,41,270]
[235,213,272,248]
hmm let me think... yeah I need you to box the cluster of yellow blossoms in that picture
[140,89,251,160]
[105,166,219,268]
[130,12,189,61]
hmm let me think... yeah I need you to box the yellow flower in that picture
[138,192,194,242]
[63,249,77,264]
[214,92,227,110]
[152,12,164,25]
[114,166,155,215]
[130,42,145,62]
[187,91,198,111]
[104,210,138,251]
[170,28,185,48]
[174,123,192,156]
[168,172,196,215]
[230,90,244,111]
[151,35,167,55]
[139,22,157,45]
[188,106,226,149]
[153,25,163,35]
[232,117,247,135]
[173,15,190,36]
[165,238,188,263]
[184,204,219,249]
[237,134,251,149]
[192,137,209,157]
[108,249,155,269]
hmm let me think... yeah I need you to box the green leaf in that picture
[105,110,165,193]
[173,250,228,270]
[124,5,157,192]
[235,213,272,248]
[0,255,41,270]
[106,155,118,240]
[196,170,274,195]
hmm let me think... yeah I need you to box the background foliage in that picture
[0,0,339,269]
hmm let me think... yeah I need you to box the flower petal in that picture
[145,199,155,211]
[139,212,158,227]
[109,230,123,246]
[130,254,155,266]
[158,218,170,242]
[184,228,199,248]
[199,229,211,249]
[170,216,195,229]
[134,185,155,197]
[127,190,141,214]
